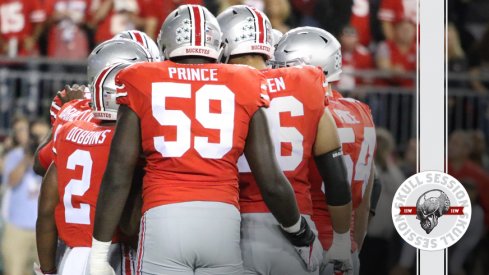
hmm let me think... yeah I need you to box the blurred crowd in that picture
[0,0,420,90]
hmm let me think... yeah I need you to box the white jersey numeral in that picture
[64,149,92,225]
[0,2,25,34]
[337,126,376,195]
[238,96,304,173]
[152,83,235,159]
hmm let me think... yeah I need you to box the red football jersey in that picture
[238,66,326,215]
[38,99,98,171]
[53,120,114,247]
[310,90,376,251]
[0,0,45,55]
[115,61,269,213]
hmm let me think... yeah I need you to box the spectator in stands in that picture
[1,117,47,275]
[91,0,141,44]
[318,0,353,37]
[349,0,372,47]
[137,0,203,40]
[377,0,416,41]
[44,0,92,59]
[376,19,416,88]
[264,0,290,33]
[0,0,45,57]
[448,130,489,228]
[468,24,489,95]
[360,128,406,275]
[470,130,489,172]
[337,25,375,91]
[217,0,244,14]
[447,22,469,88]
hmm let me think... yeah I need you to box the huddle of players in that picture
[33,4,381,275]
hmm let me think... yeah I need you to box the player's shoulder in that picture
[220,63,264,80]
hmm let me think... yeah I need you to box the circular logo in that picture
[391,171,472,251]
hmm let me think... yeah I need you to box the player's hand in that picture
[33,262,57,275]
[57,84,86,105]
[90,238,115,275]
[324,231,353,275]
[280,216,321,272]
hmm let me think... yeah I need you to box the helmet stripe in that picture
[254,8,266,44]
[93,64,120,112]
[191,6,203,46]
[132,31,146,48]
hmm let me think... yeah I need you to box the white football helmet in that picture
[271,28,283,48]
[91,62,131,121]
[157,5,222,60]
[113,30,162,61]
[274,27,342,82]
[87,39,153,84]
[217,5,273,62]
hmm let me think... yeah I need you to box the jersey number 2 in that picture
[64,149,92,225]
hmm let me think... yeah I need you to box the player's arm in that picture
[246,108,318,270]
[314,108,352,233]
[33,129,52,176]
[118,165,144,238]
[353,163,375,251]
[91,105,141,273]
[245,108,300,227]
[313,108,353,270]
[36,163,59,274]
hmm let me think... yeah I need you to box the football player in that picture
[34,38,156,177]
[274,27,378,275]
[218,6,353,275]
[89,4,313,275]
[113,30,162,61]
[35,62,140,275]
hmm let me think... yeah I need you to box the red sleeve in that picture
[115,67,144,116]
[38,140,54,170]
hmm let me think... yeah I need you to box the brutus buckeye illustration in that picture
[416,190,450,234]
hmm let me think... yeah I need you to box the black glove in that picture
[280,216,321,271]
[281,216,315,247]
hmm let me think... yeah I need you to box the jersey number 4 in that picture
[152,83,234,159]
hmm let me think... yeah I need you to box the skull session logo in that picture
[392,171,471,251]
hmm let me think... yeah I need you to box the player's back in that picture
[38,99,99,172]
[238,65,326,215]
[115,60,269,213]
[310,91,375,250]
[53,120,114,248]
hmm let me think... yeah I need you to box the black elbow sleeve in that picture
[314,147,351,206]
[370,176,382,215]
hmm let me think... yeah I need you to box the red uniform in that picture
[310,90,376,251]
[38,99,98,171]
[53,120,114,247]
[238,66,326,215]
[115,61,269,213]
[377,39,416,87]
[0,0,45,56]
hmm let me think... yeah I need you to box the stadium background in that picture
[0,0,488,274]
